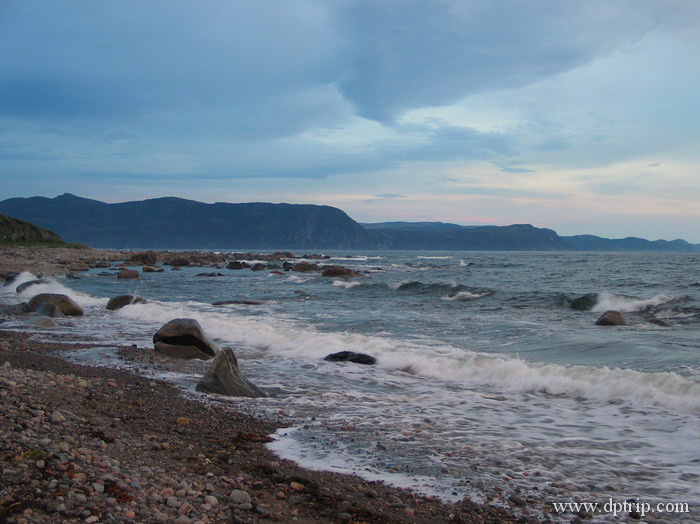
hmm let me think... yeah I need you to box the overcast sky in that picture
[1,0,699,241]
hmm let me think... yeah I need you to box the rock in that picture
[211,300,265,306]
[649,318,671,327]
[117,269,140,280]
[324,351,377,365]
[168,258,190,267]
[33,302,64,317]
[67,262,90,272]
[27,293,84,316]
[153,318,218,360]
[292,262,319,272]
[227,261,244,270]
[25,316,58,328]
[0,302,29,314]
[130,251,158,265]
[595,310,627,326]
[229,489,251,504]
[15,278,50,294]
[570,293,598,311]
[3,272,19,286]
[251,263,266,271]
[196,348,267,397]
[142,265,164,273]
[106,295,147,311]
[321,265,359,278]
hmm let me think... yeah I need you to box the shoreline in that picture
[0,246,542,523]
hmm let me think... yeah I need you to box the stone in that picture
[153,318,218,360]
[142,266,164,273]
[106,295,147,311]
[595,310,628,326]
[570,293,598,311]
[33,302,64,317]
[130,251,158,265]
[292,262,319,272]
[25,316,58,328]
[649,318,671,327]
[229,490,251,504]
[15,279,50,294]
[227,261,244,270]
[27,293,83,316]
[117,269,140,280]
[168,258,190,267]
[321,265,359,278]
[196,348,267,398]
[324,351,377,365]
[67,262,90,272]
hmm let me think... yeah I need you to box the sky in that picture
[1,0,699,242]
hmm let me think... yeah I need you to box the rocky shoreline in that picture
[0,246,544,523]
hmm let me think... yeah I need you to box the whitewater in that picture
[2,250,699,519]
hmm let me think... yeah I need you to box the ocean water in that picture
[2,251,700,520]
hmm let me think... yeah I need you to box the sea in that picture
[2,250,700,521]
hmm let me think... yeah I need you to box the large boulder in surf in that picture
[570,293,598,311]
[106,294,147,311]
[27,293,83,316]
[3,272,20,286]
[153,318,218,360]
[595,310,627,326]
[34,302,65,318]
[321,265,359,278]
[16,278,50,294]
[196,347,267,398]
[117,269,140,280]
[324,351,377,365]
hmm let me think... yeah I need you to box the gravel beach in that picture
[0,247,544,523]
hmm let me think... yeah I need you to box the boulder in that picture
[595,310,627,326]
[3,272,20,286]
[117,269,140,280]
[106,294,147,311]
[34,302,65,317]
[67,262,90,272]
[649,318,672,327]
[227,261,244,270]
[321,265,359,278]
[27,293,84,316]
[324,351,377,365]
[142,265,164,273]
[292,262,319,273]
[153,318,218,360]
[130,251,158,265]
[570,293,598,311]
[196,348,267,398]
[16,278,50,294]
[250,264,266,271]
[168,258,190,267]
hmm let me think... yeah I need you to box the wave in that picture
[592,292,681,313]
[3,272,107,308]
[332,280,363,289]
[416,256,453,260]
[441,291,489,302]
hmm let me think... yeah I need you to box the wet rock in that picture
[106,295,148,311]
[117,269,140,280]
[649,318,672,327]
[570,293,598,311]
[142,265,164,273]
[321,265,359,278]
[196,348,267,397]
[130,251,158,265]
[28,293,84,316]
[168,258,190,267]
[16,278,50,294]
[67,262,90,272]
[25,316,58,328]
[34,302,65,317]
[153,318,218,360]
[292,262,319,273]
[324,351,377,365]
[595,310,627,326]
[3,272,20,286]
[227,261,244,270]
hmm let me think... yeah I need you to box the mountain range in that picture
[0,193,697,251]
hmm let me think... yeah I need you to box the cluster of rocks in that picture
[568,293,672,327]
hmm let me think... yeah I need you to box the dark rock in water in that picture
[321,265,359,278]
[3,272,20,286]
[292,262,319,272]
[67,262,90,272]
[65,273,80,279]
[168,258,190,267]
[196,347,267,397]
[227,261,244,270]
[0,303,29,314]
[595,310,627,326]
[212,300,265,306]
[649,318,672,327]
[130,250,158,265]
[142,265,164,273]
[153,318,217,360]
[690,282,700,287]
[106,294,147,311]
[251,263,266,271]
[117,269,140,280]
[570,293,599,311]
[27,293,84,316]
[34,302,65,318]
[324,351,377,365]
[269,270,285,276]
[196,272,225,277]
[16,278,50,294]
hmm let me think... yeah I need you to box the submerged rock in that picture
[117,269,140,280]
[15,278,50,294]
[324,351,377,365]
[321,265,359,278]
[595,310,627,326]
[153,318,218,360]
[25,316,59,328]
[106,294,148,311]
[570,293,598,311]
[27,293,84,316]
[196,348,267,397]
[648,318,672,327]
[34,302,65,318]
